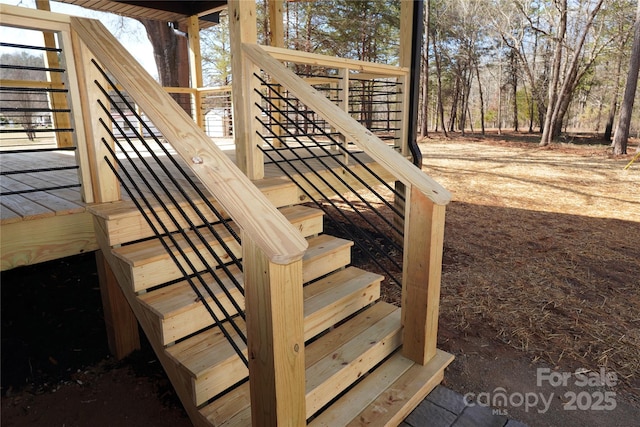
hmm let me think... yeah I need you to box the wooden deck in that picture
[0,140,392,270]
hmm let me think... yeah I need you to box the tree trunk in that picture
[541,0,605,145]
[604,40,624,141]
[511,50,519,132]
[612,0,640,155]
[540,0,567,146]
[475,58,486,135]
[420,2,430,138]
[431,34,447,138]
[139,19,191,115]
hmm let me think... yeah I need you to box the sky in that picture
[0,0,157,78]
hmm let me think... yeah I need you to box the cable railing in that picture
[256,73,405,286]
[0,41,74,145]
[0,40,83,200]
[244,42,451,369]
[90,58,250,366]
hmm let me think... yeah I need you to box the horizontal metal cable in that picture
[1,165,78,175]
[256,104,404,245]
[91,60,249,364]
[0,128,73,134]
[102,144,249,367]
[0,87,69,93]
[0,147,76,154]
[0,183,80,196]
[259,138,403,286]
[0,107,71,113]
[257,75,405,204]
[0,42,61,52]
[0,64,65,73]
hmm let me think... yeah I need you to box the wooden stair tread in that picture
[111,206,327,292]
[113,205,322,267]
[112,221,238,267]
[304,303,402,417]
[200,349,453,427]
[137,265,243,319]
[303,234,353,283]
[199,302,406,425]
[88,177,298,220]
[138,260,377,346]
[309,349,455,427]
[164,269,384,406]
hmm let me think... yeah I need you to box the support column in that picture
[72,31,139,358]
[229,0,264,179]
[36,0,73,148]
[187,15,205,129]
[401,186,446,364]
[96,251,140,359]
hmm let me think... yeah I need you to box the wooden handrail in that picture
[243,43,452,206]
[70,17,308,264]
[0,3,70,31]
[261,45,409,77]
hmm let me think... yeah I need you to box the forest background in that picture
[197,0,639,153]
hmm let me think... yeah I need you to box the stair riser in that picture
[182,277,382,405]
[305,321,402,417]
[157,288,244,346]
[95,180,305,247]
[123,211,324,292]
[130,241,241,292]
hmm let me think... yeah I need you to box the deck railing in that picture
[1,4,451,425]
[242,42,451,368]
[1,4,308,424]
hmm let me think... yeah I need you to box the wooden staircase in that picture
[89,177,453,426]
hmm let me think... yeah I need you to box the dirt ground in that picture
[1,132,639,426]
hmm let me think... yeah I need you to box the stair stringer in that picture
[93,217,212,427]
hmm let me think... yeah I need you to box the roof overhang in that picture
[53,0,227,28]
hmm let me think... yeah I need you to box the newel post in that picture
[242,233,306,426]
[401,185,446,364]
[71,29,140,359]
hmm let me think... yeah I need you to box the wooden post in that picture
[187,15,205,130]
[268,0,285,147]
[71,30,139,358]
[71,31,120,203]
[401,186,446,365]
[96,250,140,359]
[398,0,414,156]
[243,233,306,426]
[36,0,73,148]
[229,0,264,179]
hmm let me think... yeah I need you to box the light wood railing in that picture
[243,42,452,365]
[70,17,307,264]
[2,5,309,425]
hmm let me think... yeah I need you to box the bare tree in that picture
[612,0,640,155]
[540,0,606,146]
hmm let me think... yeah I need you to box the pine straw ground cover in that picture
[329,132,639,405]
[418,134,640,404]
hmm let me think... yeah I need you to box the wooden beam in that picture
[401,186,446,364]
[228,0,264,179]
[36,0,73,148]
[261,45,409,77]
[95,250,140,359]
[243,233,306,426]
[0,212,97,271]
[0,3,70,32]
[187,15,205,129]
[268,0,284,48]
